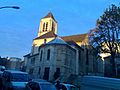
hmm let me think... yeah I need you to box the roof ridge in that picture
[61,33,88,42]
[47,36,67,45]
[61,33,88,37]
[34,31,57,40]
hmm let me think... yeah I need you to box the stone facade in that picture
[24,12,103,82]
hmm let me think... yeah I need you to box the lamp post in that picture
[0,6,20,9]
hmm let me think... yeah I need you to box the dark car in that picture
[0,71,3,77]
[2,70,29,90]
[0,71,3,89]
[25,79,56,90]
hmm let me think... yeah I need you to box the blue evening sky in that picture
[0,0,119,58]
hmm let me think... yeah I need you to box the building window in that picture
[52,22,55,31]
[54,68,60,80]
[78,50,81,60]
[31,58,35,65]
[40,50,43,61]
[47,49,50,60]
[43,23,45,32]
[43,67,50,80]
[64,56,68,65]
[46,22,48,31]
[38,67,41,74]
[29,68,34,74]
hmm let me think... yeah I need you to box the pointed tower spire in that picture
[43,12,56,22]
[38,12,58,37]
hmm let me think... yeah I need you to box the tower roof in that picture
[34,31,57,40]
[47,37,68,45]
[43,12,57,22]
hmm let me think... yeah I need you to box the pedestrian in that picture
[55,81,61,90]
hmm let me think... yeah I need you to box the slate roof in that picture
[34,31,57,40]
[47,37,68,45]
[23,53,30,57]
[42,12,57,22]
[66,41,84,50]
[61,33,88,42]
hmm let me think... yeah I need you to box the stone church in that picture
[24,12,103,82]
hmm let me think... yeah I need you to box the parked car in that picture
[55,81,79,90]
[25,79,56,90]
[62,83,79,90]
[0,71,3,77]
[2,70,29,90]
[0,71,3,89]
[0,65,6,71]
[80,76,120,90]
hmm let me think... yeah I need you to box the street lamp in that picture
[0,6,20,9]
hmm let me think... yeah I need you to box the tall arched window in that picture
[52,22,55,32]
[40,50,43,61]
[46,22,48,31]
[43,23,45,32]
[47,49,50,60]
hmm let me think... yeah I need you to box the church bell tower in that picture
[38,12,58,37]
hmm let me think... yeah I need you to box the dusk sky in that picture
[0,0,119,58]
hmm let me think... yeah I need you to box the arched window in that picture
[46,22,48,31]
[43,23,45,32]
[47,49,50,60]
[40,50,43,61]
[52,22,54,31]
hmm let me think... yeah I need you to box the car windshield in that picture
[11,73,28,82]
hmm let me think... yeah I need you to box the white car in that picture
[0,65,5,71]
[55,82,79,90]
[2,70,29,90]
[25,79,56,90]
